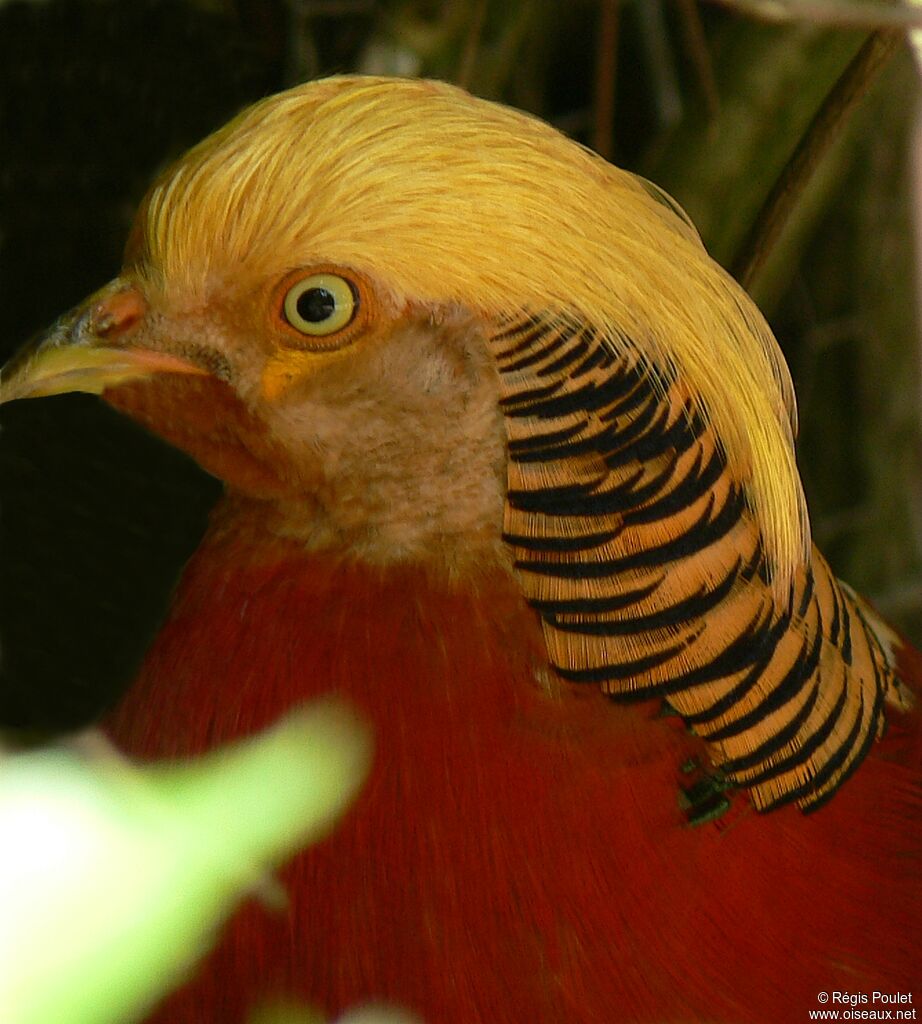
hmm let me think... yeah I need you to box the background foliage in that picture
[1,0,919,735]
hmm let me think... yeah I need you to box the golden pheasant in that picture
[2,77,919,1024]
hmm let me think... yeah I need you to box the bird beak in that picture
[0,280,206,405]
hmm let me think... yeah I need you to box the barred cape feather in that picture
[132,75,909,809]
[490,313,901,810]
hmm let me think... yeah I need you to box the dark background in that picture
[1,0,919,735]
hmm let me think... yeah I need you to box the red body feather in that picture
[109,514,922,1024]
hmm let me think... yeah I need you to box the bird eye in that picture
[282,274,357,336]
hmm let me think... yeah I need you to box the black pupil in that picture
[297,287,337,323]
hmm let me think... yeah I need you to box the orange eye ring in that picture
[274,266,372,350]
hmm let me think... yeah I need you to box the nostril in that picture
[92,288,147,340]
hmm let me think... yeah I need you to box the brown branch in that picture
[593,0,621,159]
[707,0,922,29]
[678,0,720,120]
[731,29,903,290]
[457,0,489,91]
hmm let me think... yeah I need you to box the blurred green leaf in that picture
[0,701,371,1024]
